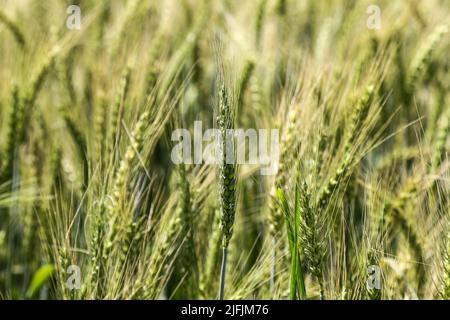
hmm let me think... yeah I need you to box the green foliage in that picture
[26,264,55,299]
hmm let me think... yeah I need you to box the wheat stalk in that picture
[0,9,25,48]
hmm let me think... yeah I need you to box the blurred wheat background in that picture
[0,0,449,300]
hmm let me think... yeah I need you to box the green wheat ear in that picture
[343,84,375,152]
[145,31,164,97]
[63,115,89,189]
[108,110,150,221]
[318,84,375,209]
[1,85,20,181]
[17,54,56,144]
[383,177,425,290]
[94,97,109,169]
[217,83,238,300]
[255,0,268,47]
[108,67,132,160]
[217,85,237,249]
[237,59,255,113]
[102,109,151,270]
[432,107,449,170]
[406,24,448,92]
[299,181,326,300]
[57,52,77,104]
[169,164,198,299]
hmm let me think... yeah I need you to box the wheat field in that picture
[0,0,449,300]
